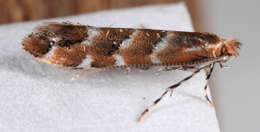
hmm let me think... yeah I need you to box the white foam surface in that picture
[0,3,219,132]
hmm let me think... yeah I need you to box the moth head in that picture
[222,39,241,56]
[218,39,242,63]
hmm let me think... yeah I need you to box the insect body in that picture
[22,22,241,122]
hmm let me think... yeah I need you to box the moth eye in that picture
[50,41,55,46]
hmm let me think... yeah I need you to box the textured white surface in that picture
[0,3,219,132]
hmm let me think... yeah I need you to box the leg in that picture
[153,66,180,75]
[163,66,180,71]
[219,62,232,68]
[71,68,104,80]
[204,84,214,107]
[203,63,215,106]
[137,65,209,122]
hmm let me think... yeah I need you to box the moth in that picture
[22,22,241,122]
